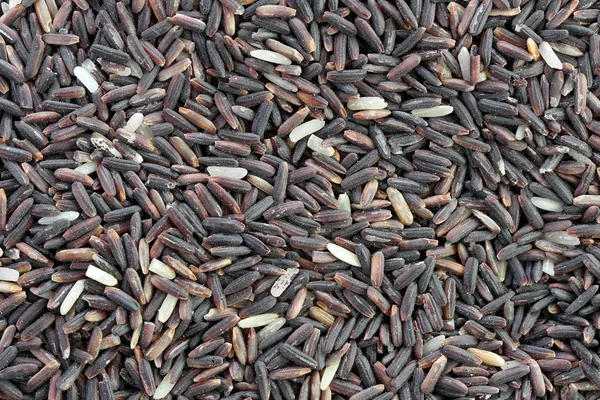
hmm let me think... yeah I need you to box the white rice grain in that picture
[0,281,19,292]
[60,280,85,315]
[270,268,299,297]
[250,49,292,65]
[38,211,80,225]
[411,105,454,117]
[74,162,97,175]
[85,265,118,286]
[206,166,248,180]
[289,119,326,143]
[515,125,527,140]
[471,209,501,232]
[124,113,144,132]
[139,239,149,274]
[256,317,287,342]
[130,322,142,349]
[542,258,555,276]
[543,231,580,246]
[531,197,563,212]
[158,294,178,323]
[539,41,563,69]
[326,243,361,267]
[238,313,279,328]
[347,97,388,110]
[320,356,341,390]
[477,70,487,82]
[338,193,351,212]
[0,267,19,282]
[307,134,334,156]
[154,376,176,400]
[149,259,176,279]
[74,66,99,93]
[136,122,154,140]
[143,276,153,306]
[562,74,574,96]
[497,261,507,282]
[458,47,471,81]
